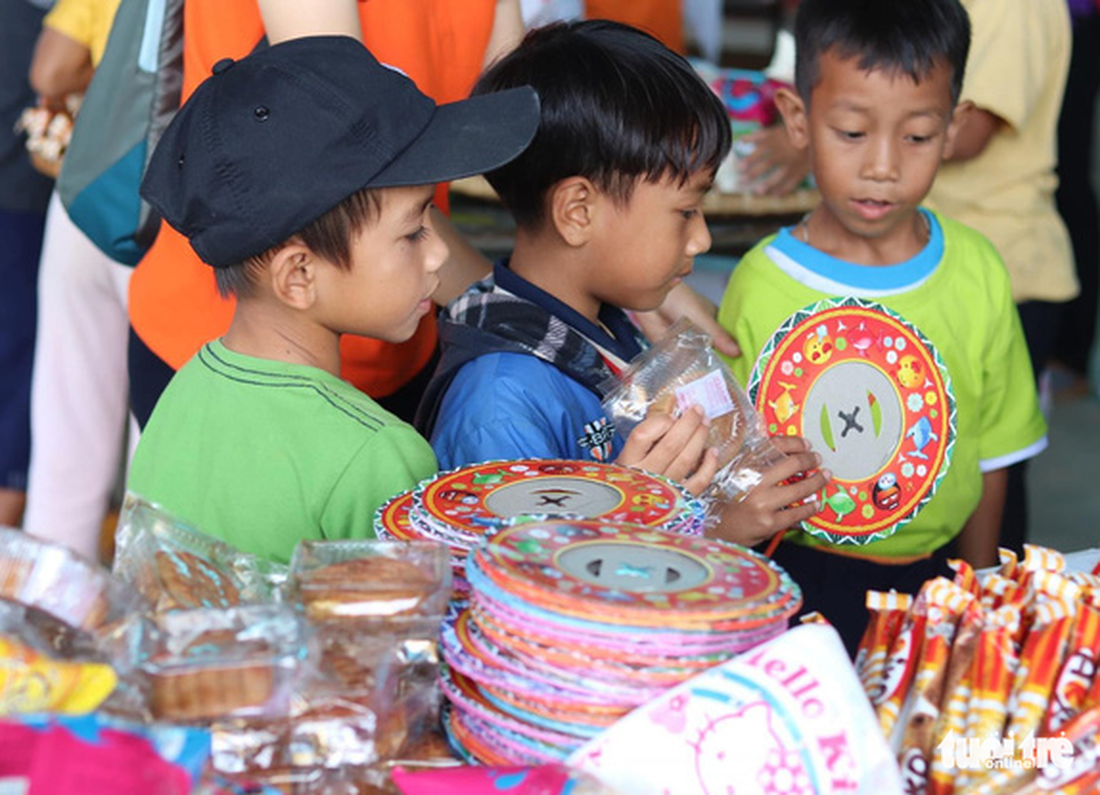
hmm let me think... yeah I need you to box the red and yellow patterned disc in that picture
[749,298,955,545]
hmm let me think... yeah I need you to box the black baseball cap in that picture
[141,35,539,268]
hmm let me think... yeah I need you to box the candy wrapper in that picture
[856,591,912,703]
[0,634,117,716]
[926,599,983,795]
[392,764,618,795]
[568,624,903,795]
[1046,602,1100,734]
[893,579,975,793]
[113,494,286,612]
[875,593,929,742]
[0,712,209,795]
[601,320,785,522]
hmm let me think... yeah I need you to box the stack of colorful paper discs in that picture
[374,459,706,596]
[439,519,802,764]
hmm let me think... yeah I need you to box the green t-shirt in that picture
[717,211,1047,558]
[127,341,438,563]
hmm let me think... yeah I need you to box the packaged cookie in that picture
[0,526,144,637]
[143,604,314,723]
[288,540,451,631]
[601,319,786,514]
[114,494,286,612]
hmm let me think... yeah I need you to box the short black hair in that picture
[214,187,382,298]
[792,0,970,104]
[472,20,731,229]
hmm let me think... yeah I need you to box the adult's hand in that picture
[737,124,811,197]
[634,282,741,358]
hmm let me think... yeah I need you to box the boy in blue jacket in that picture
[419,21,828,546]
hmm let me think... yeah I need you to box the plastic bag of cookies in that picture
[287,540,452,632]
[142,604,316,724]
[601,319,785,513]
[0,526,146,648]
[114,494,287,613]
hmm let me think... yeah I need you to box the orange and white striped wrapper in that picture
[948,558,980,598]
[928,599,984,795]
[1021,544,1066,574]
[856,590,912,704]
[959,603,1022,792]
[1004,590,1078,755]
[1045,601,1100,735]
[895,579,975,795]
[875,593,929,742]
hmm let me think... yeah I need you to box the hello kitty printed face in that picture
[691,702,812,795]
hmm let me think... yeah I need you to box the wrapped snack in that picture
[0,526,143,633]
[856,590,912,703]
[114,494,286,612]
[288,539,451,631]
[601,320,785,515]
[1046,602,1100,734]
[980,572,1026,613]
[0,634,117,715]
[958,603,1022,792]
[1021,544,1066,574]
[0,712,209,795]
[894,579,975,793]
[875,592,929,741]
[948,558,980,598]
[284,540,452,769]
[143,604,314,723]
[927,598,983,795]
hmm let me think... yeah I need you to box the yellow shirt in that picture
[925,0,1077,303]
[43,0,122,67]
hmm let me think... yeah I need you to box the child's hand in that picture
[616,405,720,496]
[710,435,831,548]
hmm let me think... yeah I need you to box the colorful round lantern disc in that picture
[415,459,700,540]
[749,297,956,544]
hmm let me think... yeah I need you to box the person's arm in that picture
[29,26,93,103]
[256,0,363,43]
[955,468,1007,569]
[945,107,1003,162]
[736,123,811,197]
[483,0,525,69]
[709,435,829,548]
[632,282,741,358]
[430,206,492,305]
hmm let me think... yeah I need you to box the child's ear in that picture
[774,88,809,149]
[268,243,318,310]
[549,176,597,247]
[942,100,974,161]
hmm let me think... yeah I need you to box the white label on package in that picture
[674,370,735,420]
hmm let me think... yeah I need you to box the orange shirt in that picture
[584,0,684,53]
[129,0,495,396]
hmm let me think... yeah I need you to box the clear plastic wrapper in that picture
[0,525,144,634]
[288,539,452,633]
[142,604,315,723]
[601,320,786,517]
[113,494,287,612]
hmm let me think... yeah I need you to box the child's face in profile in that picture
[320,184,448,343]
[782,49,966,263]
[587,169,714,312]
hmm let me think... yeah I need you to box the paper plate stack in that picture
[439,519,802,764]
[375,460,706,595]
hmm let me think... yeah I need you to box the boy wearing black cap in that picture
[125,36,540,563]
